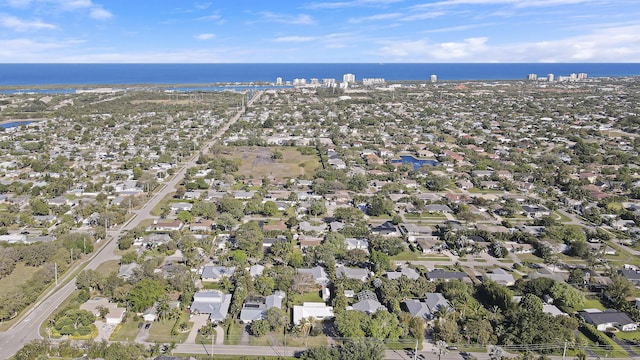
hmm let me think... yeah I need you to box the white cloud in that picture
[273,36,316,42]
[412,0,610,9]
[0,14,56,31]
[377,23,640,62]
[89,6,112,20]
[348,12,402,23]
[198,14,221,21]
[195,33,216,40]
[260,12,316,25]
[0,37,82,60]
[305,0,403,10]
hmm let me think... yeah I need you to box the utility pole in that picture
[562,340,568,360]
[211,331,214,359]
[414,339,418,360]
[54,262,58,286]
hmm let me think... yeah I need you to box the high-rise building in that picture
[577,73,588,80]
[430,74,437,82]
[276,77,283,86]
[343,73,356,83]
[527,73,538,81]
[547,73,554,82]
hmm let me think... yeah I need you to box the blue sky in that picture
[1,0,639,62]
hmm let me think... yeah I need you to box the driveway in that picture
[93,320,116,341]
[185,314,210,344]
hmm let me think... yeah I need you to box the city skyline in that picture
[0,0,639,63]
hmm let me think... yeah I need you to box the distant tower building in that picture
[577,72,588,80]
[310,78,320,86]
[569,73,577,81]
[343,73,356,83]
[527,73,538,81]
[276,77,283,86]
[322,78,336,86]
[430,74,437,82]
[547,73,554,82]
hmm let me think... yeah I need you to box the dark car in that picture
[144,323,151,330]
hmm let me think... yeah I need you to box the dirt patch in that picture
[221,146,320,179]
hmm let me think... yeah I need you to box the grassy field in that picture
[224,322,243,345]
[147,314,191,343]
[404,212,447,220]
[221,146,320,179]
[552,211,572,223]
[576,298,607,311]
[300,291,323,303]
[0,262,42,294]
[392,251,450,261]
[94,260,120,276]
[110,317,141,342]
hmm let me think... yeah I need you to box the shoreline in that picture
[0,82,275,91]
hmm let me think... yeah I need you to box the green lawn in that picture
[552,211,572,223]
[300,291,323,303]
[147,314,191,343]
[224,322,243,345]
[173,354,294,360]
[404,212,447,220]
[467,188,504,194]
[110,317,141,342]
[392,251,449,261]
[613,331,640,342]
[93,260,120,276]
[0,263,42,294]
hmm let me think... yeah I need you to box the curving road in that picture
[0,91,261,359]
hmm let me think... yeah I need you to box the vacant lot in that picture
[0,263,41,293]
[222,146,320,179]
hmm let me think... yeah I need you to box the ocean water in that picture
[0,63,638,87]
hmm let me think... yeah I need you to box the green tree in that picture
[263,201,279,216]
[128,279,165,312]
[29,198,50,216]
[340,338,385,360]
[234,221,264,258]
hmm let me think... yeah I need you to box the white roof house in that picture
[293,302,334,324]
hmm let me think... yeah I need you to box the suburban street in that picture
[0,91,261,359]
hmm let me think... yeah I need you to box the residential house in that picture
[80,298,125,325]
[170,202,193,212]
[386,267,420,280]
[619,268,640,286]
[201,266,236,282]
[351,298,386,314]
[190,290,232,322]
[336,265,370,282]
[345,238,369,252]
[118,263,141,280]
[299,221,326,234]
[293,302,334,324]
[483,268,516,286]
[426,269,467,282]
[299,235,323,250]
[580,310,638,332]
[239,291,286,323]
[298,266,329,286]
[370,221,399,236]
[153,220,183,231]
[521,205,551,218]
[401,293,452,320]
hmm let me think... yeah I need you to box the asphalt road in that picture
[0,91,261,359]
